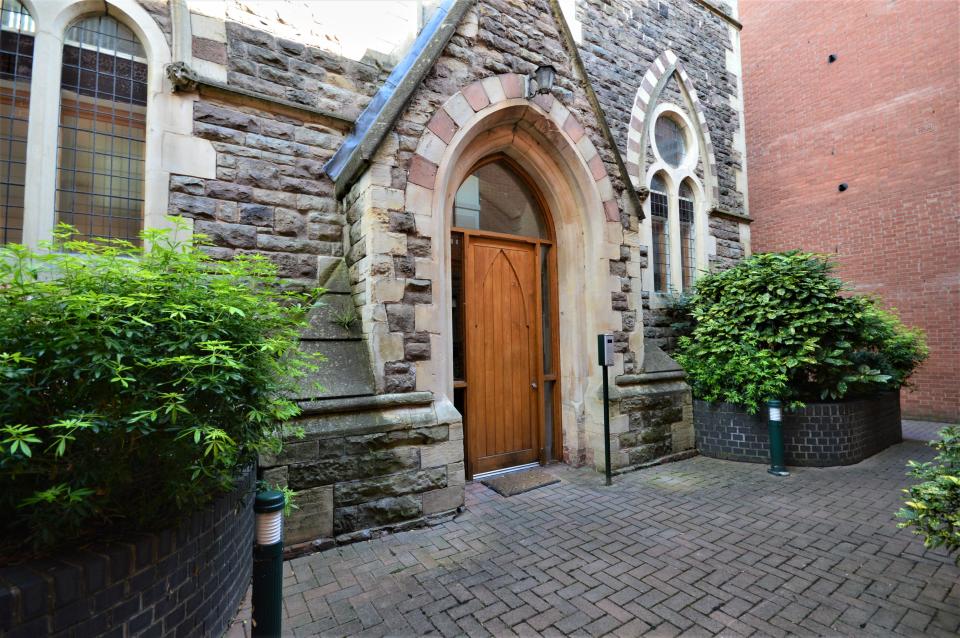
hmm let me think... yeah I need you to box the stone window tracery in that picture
[645,104,704,294]
[650,172,669,292]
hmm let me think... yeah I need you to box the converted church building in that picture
[1,0,750,543]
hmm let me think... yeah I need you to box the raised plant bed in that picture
[694,392,902,466]
[0,466,254,638]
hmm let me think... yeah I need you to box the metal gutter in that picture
[546,0,645,220]
[324,0,475,198]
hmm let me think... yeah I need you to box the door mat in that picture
[480,469,560,497]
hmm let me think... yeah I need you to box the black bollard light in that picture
[767,400,789,477]
[252,490,284,638]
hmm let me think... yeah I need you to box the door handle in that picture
[531,382,538,389]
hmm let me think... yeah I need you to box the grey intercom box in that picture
[597,334,614,367]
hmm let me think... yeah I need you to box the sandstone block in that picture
[334,467,446,507]
[285,485,333,544]
[421,440,464,469]
[422,485,464,515]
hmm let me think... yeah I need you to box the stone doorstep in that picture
[281,507,462,561]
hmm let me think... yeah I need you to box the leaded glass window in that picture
[679,180,695,290]
[654,115,686,168]
[650,172,669,292]
[56,15,147,243]
[0,0,34,244]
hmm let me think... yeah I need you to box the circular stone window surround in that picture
[649,103,699,173]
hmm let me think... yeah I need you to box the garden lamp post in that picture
[767,400,789,476]
[252,490,285,637]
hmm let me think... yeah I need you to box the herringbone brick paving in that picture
[282,421,960,637]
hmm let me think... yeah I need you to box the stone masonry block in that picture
[422,485,464,515]
[285,485,333,544]
[420,440,464,469]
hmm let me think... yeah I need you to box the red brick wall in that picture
[740,0,960,422]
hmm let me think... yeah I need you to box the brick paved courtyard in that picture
[281,421,960,637]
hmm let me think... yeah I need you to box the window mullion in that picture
[668,191,683,293]
[22,29,62,249]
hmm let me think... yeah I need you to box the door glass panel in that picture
[451,232,465,381]
[540,245,553,374]
[453,160,547,239]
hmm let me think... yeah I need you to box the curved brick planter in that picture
[694,392,902,466]
[0,466,254,638]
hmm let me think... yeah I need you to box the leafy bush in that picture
[675,251,927,413]
[897,427,960,563]
[0,223,319,556]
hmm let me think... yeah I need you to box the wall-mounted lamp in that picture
[828,53,837,63]
[528,65,556,97]
[838,183,848,192]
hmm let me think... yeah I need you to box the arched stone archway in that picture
[355,74,638,470]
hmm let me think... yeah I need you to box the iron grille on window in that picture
[679,196,694,290]
[0,0,34,244]
[650,190,669,292]
[56,15,147,244]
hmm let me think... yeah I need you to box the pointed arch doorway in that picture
[450,155,561,479]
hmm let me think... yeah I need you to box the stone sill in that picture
[297,391,433,416]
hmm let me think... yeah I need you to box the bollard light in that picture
[256,493,284,545]
[767,400,789,477]
[252,490,285,638]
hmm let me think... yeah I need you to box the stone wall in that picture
[576,0,746,215]
[260,395,464,545]
[346,0,645,399]
[694,393,903,466]
[0,467,254,638]
[168,95,348,287]
[148,0,743,483]
[574,0,750,379]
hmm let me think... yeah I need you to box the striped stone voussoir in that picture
[625,49,721,204]
[411,73,621,223]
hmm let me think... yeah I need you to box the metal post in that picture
[252,490,284,638]
[767,400,789,477]
[602,364,612,486]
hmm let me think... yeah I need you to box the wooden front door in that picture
[465,236,540,475]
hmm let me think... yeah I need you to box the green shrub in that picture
[0,223,319,556]
[897,427,960,563]
[675,251,927,413]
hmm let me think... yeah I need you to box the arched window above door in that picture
[453,159,548,239]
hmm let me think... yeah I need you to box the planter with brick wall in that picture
[694,392,902,467]
[0,466,254,638]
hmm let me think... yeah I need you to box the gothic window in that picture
[678,179,695,290]
[0,0,34,244]
[650,172,669,292]
[646,104,704,294]
[56,15,147,243]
